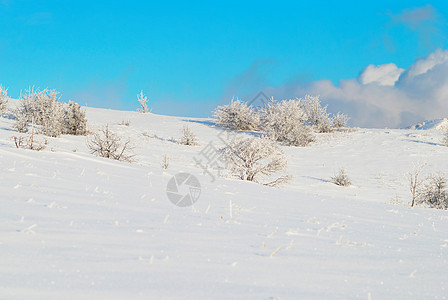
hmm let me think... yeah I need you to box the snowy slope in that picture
[407,118,448,130]
[1,104,448,299]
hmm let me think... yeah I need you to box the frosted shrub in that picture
[332,112,349,129]
[417,174,448,210]
[261,99,314,147]
[222,136,290,186]
[409,164,448,210]
[212,95,349,141]
[179,124,198,146]
[300,95,333,133]
[213,99,260,131]
[14,88,87,137]
[301,95,350,132]
[331,168,351,187]
[14,89,61,136]
[137,90,150,113]
[62,101,87,135]
[87,124,134,162]
[0,85,8,113]
[14,114,29,133]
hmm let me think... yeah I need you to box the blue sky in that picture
[1,1,448,127]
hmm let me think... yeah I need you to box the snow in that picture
[407,118,448,130]
[1,103,448,299]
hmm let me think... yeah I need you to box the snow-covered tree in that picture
[212,95,350,141]
[261,98,314,147]
[14,88,88,137]
[300,95,333,133]
[331,112,349,129]
[14,89,63,137]
[213,99,260,131]
[62,101,88,135]
[0,85,8,113]
[300,95,350,132]
[222,136,290,186]
[179,124,198,146]
[137,91,149,113]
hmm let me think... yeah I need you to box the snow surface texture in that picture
[1,103,448,299]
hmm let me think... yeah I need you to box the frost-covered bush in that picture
[301,95,332,132]
[14,113,29,133]
[14,89,87,137]
[213,99,260,131]
[331,168,351,187]
[14,89,63,137]
[212,95,350,143]
[137,91,150,113]
[417,174,448,210]
[0,85,9,113]
[300,95,349,132]
[409,165,448,210]
[332,112,349,129]
[179,124,198,146]
[62,101,87,135]
[261,99,314,147]
[222,136,290,186]
[87,124,134,162]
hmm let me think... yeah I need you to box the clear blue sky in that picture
[1,0,447,119]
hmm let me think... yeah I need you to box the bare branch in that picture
[87,124,135,162]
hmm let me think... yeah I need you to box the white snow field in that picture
[1,104,448,299]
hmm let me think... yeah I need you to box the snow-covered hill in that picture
[407,118,448,131]
[1,104,447,299]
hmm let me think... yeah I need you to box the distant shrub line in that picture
[213,95,349,147]
[13,88,87,137]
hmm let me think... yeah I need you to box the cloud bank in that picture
[264,48,448,128]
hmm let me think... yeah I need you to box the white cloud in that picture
[264,48,448,128]
[359,63,404,86]
[398,48,448,84]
